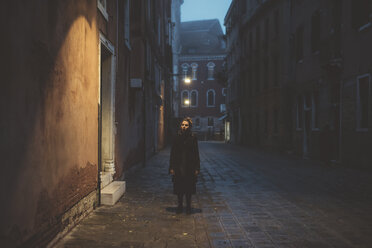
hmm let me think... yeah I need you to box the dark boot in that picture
[176,194,183,214]
[185,194,192,214]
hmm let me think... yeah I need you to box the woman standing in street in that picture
[169,117,200,214]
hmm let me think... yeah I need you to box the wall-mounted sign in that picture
[130,78,142,88]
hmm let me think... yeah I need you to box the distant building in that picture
[178,19,227,140]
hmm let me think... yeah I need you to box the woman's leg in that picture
[177,193,183,213]
[185,193,192,214]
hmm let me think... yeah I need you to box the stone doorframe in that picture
[99,33,116,183]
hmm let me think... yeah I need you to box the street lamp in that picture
[184,99,190,106]
[184,77,191,84]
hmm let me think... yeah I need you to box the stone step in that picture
[101,181,126,205]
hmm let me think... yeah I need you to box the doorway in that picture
[99,34,116,189]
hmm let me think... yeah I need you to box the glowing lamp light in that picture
[184,77,191,84]
[184,99,190,105]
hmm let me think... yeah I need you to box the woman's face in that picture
[180,120,190,132]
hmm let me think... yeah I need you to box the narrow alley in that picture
[56,142,372,248]
[2,1,372,247]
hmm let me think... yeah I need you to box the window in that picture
[195,118,200,128]
[264,18,269,44]
[304,92,312,110]
[207,89,215,107]
[152,0,156,30]
[311,11,321,53]
[167,21,173,45]
[207,62,215,80]
[208,117,214,127]
[264,110,268,134]
[274,10,279,38]
[249,32,253,51]
[182,63,189,79]
[357,74,370,130]
[273,56,279,87]
[352,0,371,30]
[98,0,108,20]
[220,104,226,113]
[222,88,227,96]
[190,90,198,107]
[191,63,198,80]
[331,0,342,29]
[263,58,269,90]
[312,91,319,130]
[181,90,189,107]
[157,18,161,45]
[124,0,130,49]
[256,61,260,93]
[295,26,304,61]
[255,25,260,50]
[248,63,252,96]
[243,36,247,55]
[274,109,279,134]
[146,0,151,20]
[188,48,196,53]
[247,113,251,132]
[297,95,303,129]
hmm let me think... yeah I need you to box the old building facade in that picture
[225,0,293,150]
[225,0,372,166]
[0,0,172,247]
[171,0,184,119]
[178,19,227,140]
[224,0,243,144]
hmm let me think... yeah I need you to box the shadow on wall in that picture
[0,0,98,247]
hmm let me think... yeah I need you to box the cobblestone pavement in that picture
[56,142,372,248]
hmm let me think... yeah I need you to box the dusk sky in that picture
[181,0,232,33]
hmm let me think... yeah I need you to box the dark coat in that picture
[169,131,200,195]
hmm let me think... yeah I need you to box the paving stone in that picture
[55,142,372,248]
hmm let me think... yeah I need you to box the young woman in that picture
[169,117,200,214]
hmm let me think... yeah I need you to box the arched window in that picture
[207,89,215,107]
[190,90,198,107]
[191,63,198,80]
[207,62,215,80]
[194,117,200,128]
[181,63,189,79]
[222,88,227,96]
[181,90,189,107]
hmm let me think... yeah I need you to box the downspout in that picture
[98,102,102,205]
[143,37,147,167]
[339,79,343,164]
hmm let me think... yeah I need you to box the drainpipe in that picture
[339,79,343,164]
[143,41,147,168]
[98,102,102,205]
[143,79,146,167]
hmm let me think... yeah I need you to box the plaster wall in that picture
[0,1,98,246]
